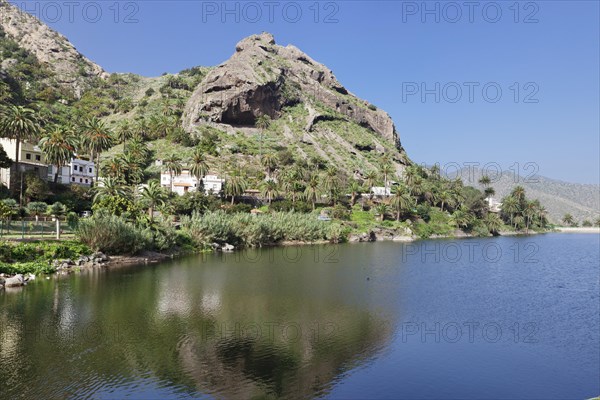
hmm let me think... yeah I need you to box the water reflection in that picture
[0,245,399,399]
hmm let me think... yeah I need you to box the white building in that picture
[370,186,392,197]
[70,158,95,186]
[47,158,95,186]
[160,170,224,196]
[486,197,503,213]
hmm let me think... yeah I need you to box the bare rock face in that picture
[0,0,108,97]
[183,33,401,149]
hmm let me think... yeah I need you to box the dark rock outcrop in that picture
[183,33,401,149]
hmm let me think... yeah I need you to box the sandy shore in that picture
[555,227,600,234]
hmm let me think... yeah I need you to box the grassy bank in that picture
[0,241,90,275]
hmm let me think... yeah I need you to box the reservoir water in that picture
[1,233,598,399]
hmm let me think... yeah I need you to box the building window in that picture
[25,153,31,160]
[80,178,83,183]
[89,168,92,173]
[85,179,88,183]
[35,155,41,161]
[72,177,75,182]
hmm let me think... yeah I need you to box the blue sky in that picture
[13,0,600,183]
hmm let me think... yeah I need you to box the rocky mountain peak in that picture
[183,32,401,152]
[0,0,108,97]
[235,32,276,52]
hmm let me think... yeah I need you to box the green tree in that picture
[562,213,574,226]
[501,196,519,228]
[0,144,12,169]
[0,105,41,175]
[260,179,279,205]
[364,170,378,190]
[190,147,209,183]
[348,180,363,206]
[24,172,49,202]
[380,163,394,192]
[163,154,183,192]
[255,114,271,157]
[39,125,77,183]
[260,153,279,178]
[225,170,248,205]
[116,120,133,145]
[483,213,503,235]
[93,177,128,202]
[303,173,321,211]
[389,185,411,221]
[450,207,472,229]
[373,203,389,222]
[140,180,168,220]
[81,117,114,183]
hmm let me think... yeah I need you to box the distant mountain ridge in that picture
[451,167,600,224]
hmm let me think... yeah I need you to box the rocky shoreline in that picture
[0,228,553,291]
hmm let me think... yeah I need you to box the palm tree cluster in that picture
[500,186,548,232]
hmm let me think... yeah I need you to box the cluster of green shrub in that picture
[180,211,348,249]
[0,240,90,274]
[76,212,189,255]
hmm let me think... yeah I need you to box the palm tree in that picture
[118,153,145,185]
[437,190,452,212]
[348,180,363,206]
[501,196,519,227]
[323,166,340,205]
[140,180,168,220]
[303,173,321,211]
[484,187,496,198]
[163,154,182,192]
[536,205,548,228]
[102,156,127,181]
[260,179,279,205]
[190,147,209,184]
[82,117,114,184]
[93,177,128,202]
[364,170,378,190]
[450,207,472,229]
[403,165,419,187]
[124,139,149,163]
[478,175,491,187]
[260,153,279,178]
[562,213,574,227]
[511,186,526,203]
[0,105,41,175]
[523,200,537,232]
[255,114,271,157]
[483,213,503,235]
[39,125,77,183]
[409,176,424,204]
[116,120,133,145]
[373,203,389,222]
[513,215,525,230]
[381,163,394,193]
[225,170,248,205]
[389,186,411,221]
